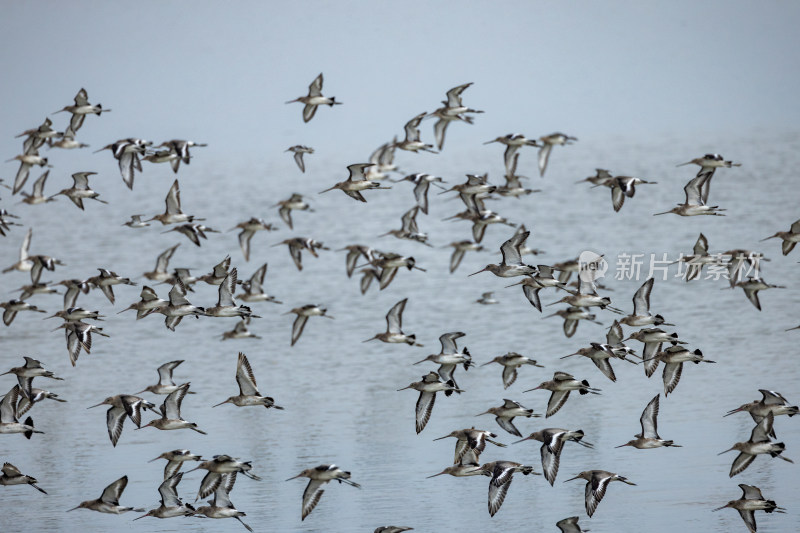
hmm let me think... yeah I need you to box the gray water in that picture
[1,132,798,533]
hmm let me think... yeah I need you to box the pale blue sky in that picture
[2,1,799,165]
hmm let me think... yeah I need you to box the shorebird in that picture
[398,173,446,214]
[761,218,800,256]
[426,460,485,479]
[319,163,390,202]
[232,217,276,261]
[1,357,63,400]
[620,278,673,327]
[616,394,681,449]
[654,173,725,216]
[221,318,262,340]
[205,269,258,319]
[395,112,436,153]
[625,328,685,369]
[48,124,88,149]
[15,387,67,416]
[57,278,91,309]
[0,386,42,438]
[476,292,499,305]
[144,244,181,282]
[524,372,601,417]
[398,372,463,433]
[88,393,156,446]
[274,237,328,270]
[154,139,206,172]
[94,138,149,189]
[8,152,50,195]
[53,88,109,133]
[470,229,537,278]
[677,153,741,178]
[123,214,149,228]
[724,389,799,436]
[733,276,784,311]
[16,117,57,155]
[545,306,602,338]
[719,412,793,477]
[674,233,721,281]
[148,449,203,480]
[484,134,539,175]
[560,321,637,382]
[547,277,621,312]
[0,299,46,326]
[158,282,206,331]
[447,240,484,273]
[139,383,207,434]
[565,470,636,517]
[286,145,314,172]
[373,253,425,290]
[67,475,144,514]
[433,428,507,465]
[497,153,540,198]
[476,399,541,437]
[87,268,135,304]
[363,298,421,346]
[506,264,568,312]
[56,320,109,366]
[136,360,193,395]
[513,428,593,485]
[148,179,201,225]
[538,132,577,176]
[481,352,544,389]
[601,175,656,211]
[193,473,252,531]
[287,464,360,521]
[133,472,196,520]
[117,286,168,319]
[0,462,47,494]
[141,148,181,171]
[286,304,333,346]
[238,263,281,303]
[19,170,55,205]
[427,82,483,150]
[413,332,472,389]
[2,228,32,275]
[213,352,283,410]
[375,527,414,533]
[712,483,786,533]
[274,193,313,229]
[185,454,262,500]
[339,244,375,278]
[467,461,538,516]
[648,343,715,396]
[197,255,233,286]
[16,281,58,301]
[286,73,341,122]
[556,516,588,533]
[162,222,218,246]
[380,206,431,246]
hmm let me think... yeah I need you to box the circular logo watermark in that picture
[578,251,608,282]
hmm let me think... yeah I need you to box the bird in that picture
[761,218,800,255]
[0,299,46,326]
[654,173,726,216]
[286,73,341,122]
[212,352,283,409]
[15,117,57,155]
[620,278,673,327]
[138,383,207,434]
[602,175,656,212]
[648,343,715,396]
[616,394,681,449]
[184,454,262,502]
[94,138,149,189]
[412,331,472,389]
[537,132,577,176]
[524,372,601,417]
[724,389,799,436]
[712,483,786,533]
[274,193,313,229]
[398,173,446,214]
[48,125,88,149]
[286,145,314,172]
[470,229,537,278]
[67,475,144,514]
[398,372,463,433]
[87,393,156,446]
[564,470,636,517]
[221,318,262,341]
[560,321,636,382]
[427,82,483,150]
[556,516,588,533]
[363,298,421,346]
[274,237,328,270]
[148,449,203,480]
[122,214,149,228]
[545,306,603,338]
[205,269,258,319]
[481,352,544,389]
[193,473,253,531]
[56,319,109,366]
[433,428,507,465]
[143,244,181,282]
[15,387,67,417]
[484,134,539,175]
[117,286,168,319]
[513,428,593,485]
[1,356,63,400]
[237,263,282,304]
[447,240,484,273]
[476,399,541,437]
[158,282,206,331]
[286,464,360,520]
[133,472,196,520]
[0,462,47,494]
[53,88,109,133]
[135,360,193,395]
[380,206,431,246]
[319,163,390,202]
[733,276,784,311]
[467,461,538,516]
[53,171,107,210]
[2,228,32,275]
[719,412,794,477]
[232,217,276,261]
[8,152,50,196]
[0,385,42,439]
[375,527,414,533]
[154,139,206,172]
[162,222,219,246]
[476,291,499,305]
[395,112,436,153]
[285,304,333,346]
[87,268,135,305]
[148,179,201,225]
[19,170,55,205]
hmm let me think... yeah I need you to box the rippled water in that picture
[1,132,798,532]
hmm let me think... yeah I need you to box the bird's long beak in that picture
[211,400,228,408]
[718,447,735,455]
[614,443,630,448]
[523,385,543,392]
[147,456,162,463]
[412,358,428,365]
[563,475,582,483]
[432,435,451,441]
[676,161,694,167]
[475,410,491,416]
[86,402,105,409]
[285,474,303,481]
[426,471,447,478]
[467,268,487,277]
[66,505,81,512]
[512,436,532,444]
[653,211,671,216]
[133,513,150,520]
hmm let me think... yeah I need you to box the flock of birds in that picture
[1,76,798,532]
